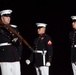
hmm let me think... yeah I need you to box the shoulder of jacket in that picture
[10,24,17,28]
[44,34,52,40]
[45,34,50,37]
[69,31,73,35]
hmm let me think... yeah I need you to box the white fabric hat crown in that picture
[36,23,47,27]
[71,16,76,20]
[0,9,12,16]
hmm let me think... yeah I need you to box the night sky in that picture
[0,0,76,75]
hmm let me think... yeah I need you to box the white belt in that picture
[74,45,76,47]
[35,50,47,66]
[0,42,12,46]
[34,50,47,54]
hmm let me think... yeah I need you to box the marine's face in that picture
[72,21,76,29]
[37,27,46,34]
[1,16,11,25]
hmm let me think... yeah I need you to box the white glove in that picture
[25,59,31,65]
[46,62,51,66]
[12,38,18,42]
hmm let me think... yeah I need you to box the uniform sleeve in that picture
[69,31,72,40]
[28,52,34,63]
[69,31,73,46]
[28,40,36,62]
[16,32,23,59]
[45,35,53,63]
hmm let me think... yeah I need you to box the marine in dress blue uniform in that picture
[0,9,23,75]
[26,23,53,75]
[69,16,76,75]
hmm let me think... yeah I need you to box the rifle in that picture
[0,20,34,52]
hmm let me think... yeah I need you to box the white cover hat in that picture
[0,9,12,16]
[71,16,76,20]
[36,23,47,27]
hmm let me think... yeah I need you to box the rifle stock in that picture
[0,20,34,52]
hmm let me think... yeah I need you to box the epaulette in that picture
[10,24,17,28]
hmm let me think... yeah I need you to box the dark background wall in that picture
[0,0,76,75]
